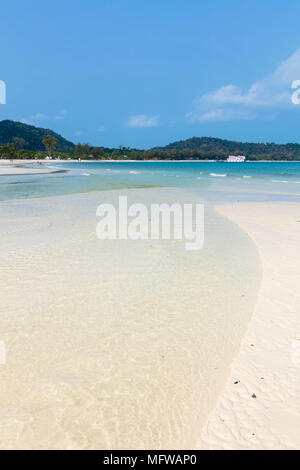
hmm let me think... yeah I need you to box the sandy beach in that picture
[0,161,63,176]
[199,202,300,450]
[0,188,260,449]
[2,0,300,453]
[0,160,299,449]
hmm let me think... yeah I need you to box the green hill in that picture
[154,136,300,160]
[0,120,75,152]
[1,121,300,160]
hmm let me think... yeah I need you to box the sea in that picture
[1,161,300,202]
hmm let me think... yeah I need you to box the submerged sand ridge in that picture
[0,188,260,449]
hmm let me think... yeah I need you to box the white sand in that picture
[198,202,300,450]
[2,181,298,449]
[0,189,259,450]
[0,161,61,175]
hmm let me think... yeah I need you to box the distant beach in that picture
[0,161,64,176]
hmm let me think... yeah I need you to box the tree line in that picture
[1,137,300,161]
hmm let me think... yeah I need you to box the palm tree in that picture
[13,137,26,150]
[42,135,59,158]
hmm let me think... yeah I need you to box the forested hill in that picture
[154,137,300,160]
[1,121,300,160]
[0,120,75,152]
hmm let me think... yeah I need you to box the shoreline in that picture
[0,162,66,176]
[1,159,300,172]
[198,201,300,450]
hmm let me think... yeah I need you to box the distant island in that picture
[1,120,300,161]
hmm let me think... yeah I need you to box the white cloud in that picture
[187,48,300,122]
[33,113,47,120]
[22,110,68,124]
[21,113,47,125]
[126,114,159,128]
[196,108,255,122]
[97,126,105,132]
[54,109,68,120]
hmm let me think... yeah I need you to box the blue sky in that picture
[1,0,300,148]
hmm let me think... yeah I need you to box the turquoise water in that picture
[1,161,300,201]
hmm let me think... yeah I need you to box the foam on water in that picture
[210,173,227,177]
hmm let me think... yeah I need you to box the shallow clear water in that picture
[1,161,300,202]
[0,188,260,449]
[0,161,292,448]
